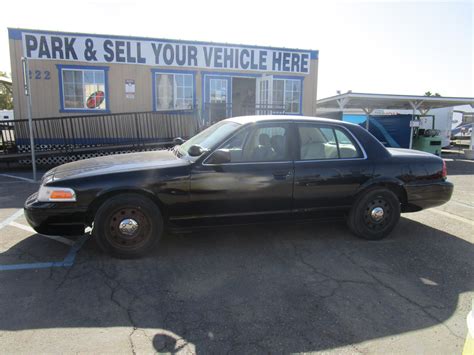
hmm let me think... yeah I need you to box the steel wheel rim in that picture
[364,198,391,231]
[107,207,151,249]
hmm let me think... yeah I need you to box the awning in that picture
[316,92,474,149]
[317,92,474,115]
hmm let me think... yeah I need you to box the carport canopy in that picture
[316,92,474,148]
[317,92,474,115]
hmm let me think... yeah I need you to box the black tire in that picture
[347,188,401,240]
[92,193,163,258]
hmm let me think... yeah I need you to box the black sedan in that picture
[25,116,453,258]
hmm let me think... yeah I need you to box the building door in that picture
[205,76,231,124]
[231,77,256,117]
[256,75,273,114]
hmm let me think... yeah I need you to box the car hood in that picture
[45,150,189,182]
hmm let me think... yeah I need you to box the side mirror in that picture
[173,137,185,145]
[208,149,231,164]
[188,145,208,157]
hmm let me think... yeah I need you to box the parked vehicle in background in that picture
[24,116,453,258]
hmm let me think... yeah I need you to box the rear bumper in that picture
[24,192,88,236]
[403,180,454,212]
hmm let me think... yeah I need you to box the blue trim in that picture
[201,71,263,123]
[201,72,305,118]
[59,109,111,114]
[273,75,304,115]
[204,75,233,103]
[273,75,305,81]
[200,71,262,78]
[151,69,197,112]
[56,64,110,113]
[8,28,22,40]
[202,74,236,124]
[8,28,318,57]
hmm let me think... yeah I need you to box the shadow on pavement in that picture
[0,175,38,210]
[0,216,472,353]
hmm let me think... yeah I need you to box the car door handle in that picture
[273,170,292,180]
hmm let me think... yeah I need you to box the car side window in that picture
[298,125,362,160]
[218,124,290,163]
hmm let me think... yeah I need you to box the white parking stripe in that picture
[0,209,24,230]
[0,173,36,183]
[8,221,36,233]
[431,208,474,226]
[8,221,75,246]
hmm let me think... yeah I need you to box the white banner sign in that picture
[22,32,312,74]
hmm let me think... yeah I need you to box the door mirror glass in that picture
[188,145,208,157]
[207,149,231,164]
[173,137,185,145]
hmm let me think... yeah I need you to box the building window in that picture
[155,72,194,110]
[209,79,228,103]
[273,79,301,114]
[61,68,107,111]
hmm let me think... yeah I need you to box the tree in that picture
[0,71,13,110]
[424,91,441,97]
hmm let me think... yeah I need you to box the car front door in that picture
[293,123,373,216]
[183,122,295,224]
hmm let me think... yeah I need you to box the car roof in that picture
[225,115,355,126]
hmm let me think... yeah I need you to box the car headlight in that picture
[37,185,76,202]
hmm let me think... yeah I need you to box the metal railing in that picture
[0,110,200,158]
[203,103,286,125]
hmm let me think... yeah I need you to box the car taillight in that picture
[442,160,447,179]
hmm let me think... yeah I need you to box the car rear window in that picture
[298,124,363,160]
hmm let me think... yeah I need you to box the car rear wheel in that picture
[93,193,163,258]
[347,188,401,240]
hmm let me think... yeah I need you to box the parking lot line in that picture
[431,208,474,226]
[0,173,36,183]
[0,261,65,271]
[9,221,75,246]
[0,233,90,272]
[0,209,24,230]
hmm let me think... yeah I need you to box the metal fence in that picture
[0,110,200,159]
[203,103,286,125]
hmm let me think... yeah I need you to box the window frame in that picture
[296,123,367,161]
[57,64,110,113]
[272,77,303,115]
[152,69,196,112]
[203,122,294,165]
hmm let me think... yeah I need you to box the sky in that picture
[1,0,472,99]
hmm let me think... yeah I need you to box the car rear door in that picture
[293,123,373,215]
[183,122,295,224]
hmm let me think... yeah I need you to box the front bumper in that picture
[24,192,88,236]
[404,180,454,212]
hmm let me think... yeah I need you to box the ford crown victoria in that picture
[25,116,453,258]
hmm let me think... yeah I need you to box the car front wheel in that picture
[347,188,401,240]
[93,193,163,258]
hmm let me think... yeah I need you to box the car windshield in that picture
[178,120,241,157]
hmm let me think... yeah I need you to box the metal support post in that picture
[408,100,424,150]
[362,107,374,130]
[21,57,37,181]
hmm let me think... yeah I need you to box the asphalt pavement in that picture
[0,157,472,354]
